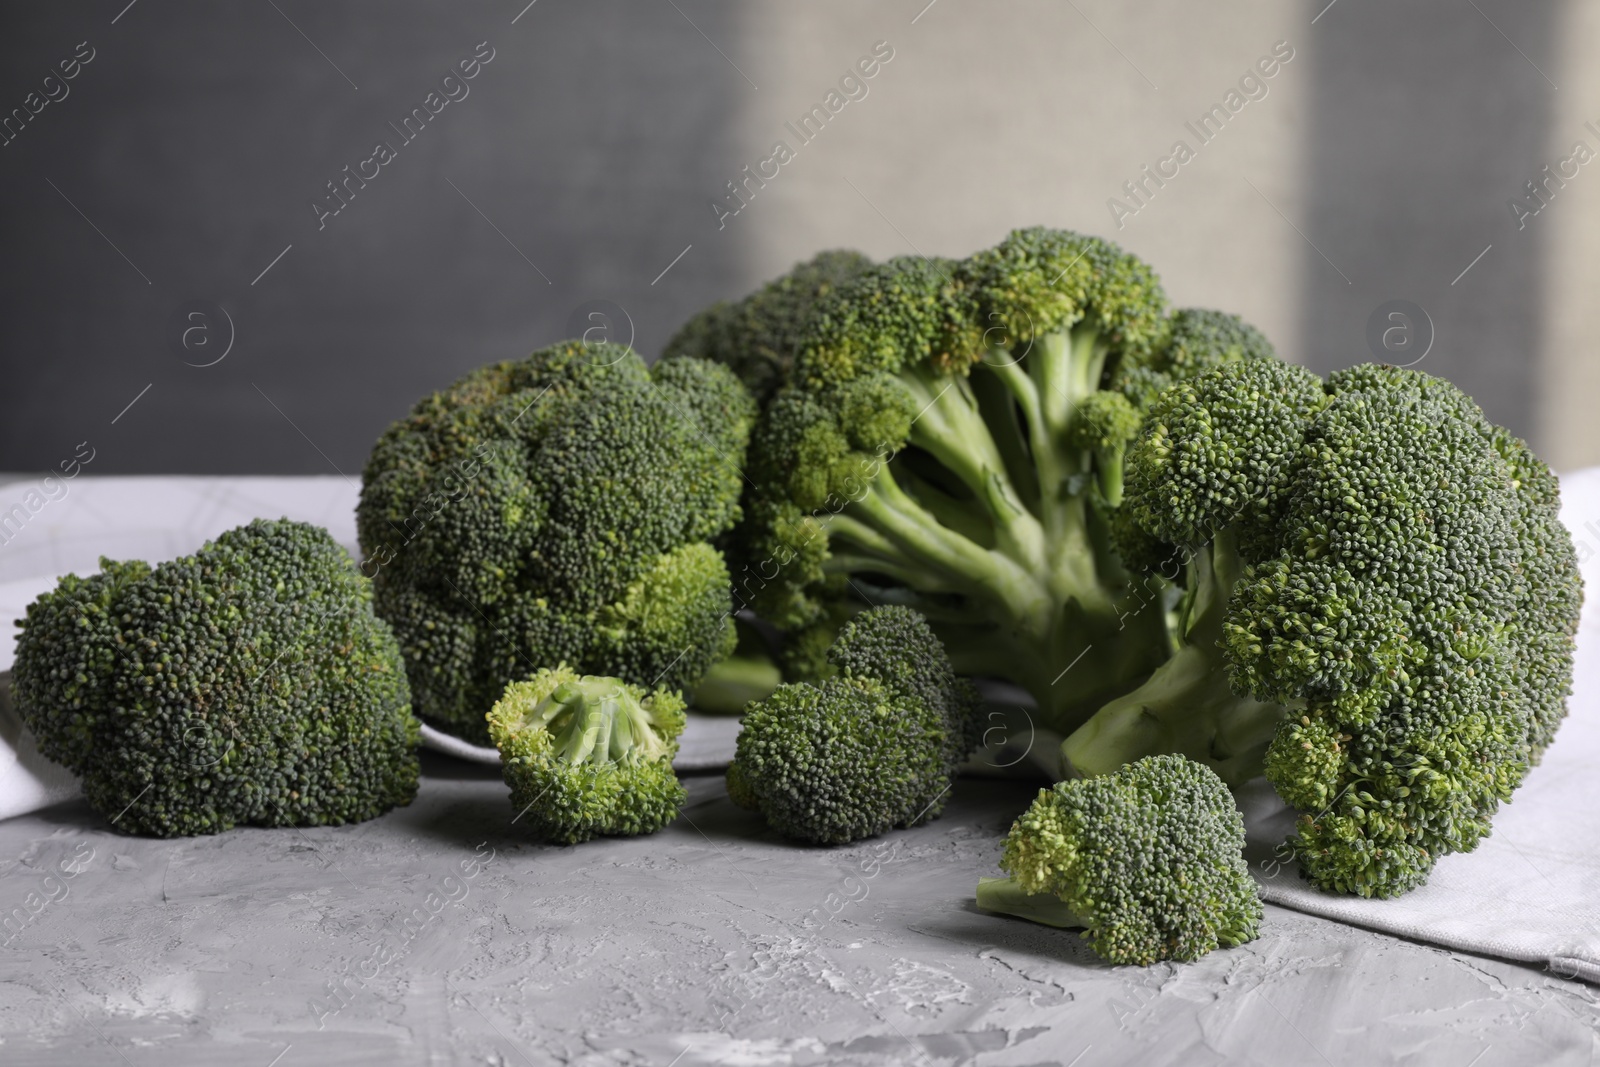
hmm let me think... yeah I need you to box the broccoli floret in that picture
[727,606,980,845]
[663,249,875,407]
[1062,359,1583,898]
[11,519,420,837]
[359,340,756,745]
[976,754,1261,966]
[486,666,686,844]
[733,229,1184,728]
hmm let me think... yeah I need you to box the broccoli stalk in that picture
[487,666,687,844]
[976,754,1262,966]
[853,327,1168,724]
[1059,530,1286,785]
[687,615,783,714]
[688,652,784,714]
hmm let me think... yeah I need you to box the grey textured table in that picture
[1,755,1595,1066]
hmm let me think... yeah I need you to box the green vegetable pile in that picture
[9,225,1580,972]
[670,226,1580,958]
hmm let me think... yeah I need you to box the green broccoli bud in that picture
[11,520,420,837]
[977,754,1262,966]
[486,666,687,844]
[727,606,979,845]
[663,249,875,406]
[1065,390,1141,506]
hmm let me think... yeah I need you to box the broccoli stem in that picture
[1059,531,1286,785]
[814,323,1178,735]
[901,366,1043,571]
[975,876,1086,929]
[690,653,783,714]
[980,341,1080,543]
[845,471,1046,625]
[823,554,965,594]
[831,490,1168,734]
[1094,447,1125,508]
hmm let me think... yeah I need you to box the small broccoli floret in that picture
[1065,390,1141,506]
[663,249,875,406]
[11,520,420,837]
[359,340,756,745]
[976,755,1261,966]
[727,606,979,845]
[486,666,687,844]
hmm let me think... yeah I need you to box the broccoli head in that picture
[11,519,420,837]
[486,666,686,844]
[359,340,756,745]
[729,229,1195,727]
[976,754,1262,966]
[1061,359,1582,898]
[727,606,980,845]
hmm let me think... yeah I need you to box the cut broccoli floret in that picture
[977,754,1262,966]
[1061,359,1583,898]
[486,666,687,844]
[358,340,756,745]
[727,606,980,845]
[11,519,420,837]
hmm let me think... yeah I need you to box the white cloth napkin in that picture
[0,472,1596,980]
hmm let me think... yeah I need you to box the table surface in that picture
[0,756,1595,1067]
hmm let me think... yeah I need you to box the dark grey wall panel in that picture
[0,1,749,474]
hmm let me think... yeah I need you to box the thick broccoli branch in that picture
[821,404,1169,729]
[1059,531,1286,785]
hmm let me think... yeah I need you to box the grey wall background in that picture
[1,0,1595,475]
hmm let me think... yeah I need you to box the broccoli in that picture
[11,519,420,837]
[730,228,1211,723]
[664,249,875,407]
[358,340,756,745]
[486,666,686,844]
[976,754,1261,966]
[727,606,980,845]
[1061,359,1582,897]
